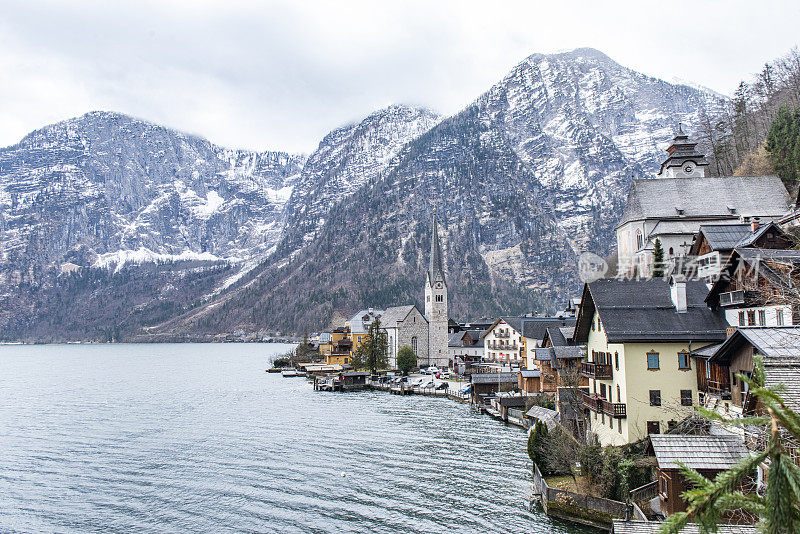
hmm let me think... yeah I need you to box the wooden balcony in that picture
[582,393,626,418]
[580,361,613,380]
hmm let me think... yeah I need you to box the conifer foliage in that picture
[652,238,665,278]
[766,105,800,192]
[662,357,800,534]
[351,318,389,373]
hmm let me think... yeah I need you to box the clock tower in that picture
[656,123,709,178]
[424,212,448,368]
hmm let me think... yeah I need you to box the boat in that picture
[281,370,298,377]
[266,368,283,373]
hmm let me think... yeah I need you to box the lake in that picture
[0,343,591,533]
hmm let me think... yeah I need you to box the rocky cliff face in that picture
[153,49,722,336]
[0,49,723,340]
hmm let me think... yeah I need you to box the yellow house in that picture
[320,327,353,366]
[574,276,728,446]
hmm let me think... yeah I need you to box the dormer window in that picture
[727,206,737,214]
[675,207,684,216]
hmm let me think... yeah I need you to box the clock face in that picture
[683,163,693,174]
[435,282,442,289]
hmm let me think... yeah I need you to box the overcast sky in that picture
[1,0,798,153]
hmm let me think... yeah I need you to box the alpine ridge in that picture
[0,48,724,341]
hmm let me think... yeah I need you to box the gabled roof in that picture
[346,309,385,334]
[380,305,424,327]
[650,434,749,470]
[522,318,576,342]
[575,279,728,344]
[617,175,790,228]
[520,369,541,378]
[695,223,752,252]
[471,373,518,384]
[707,247,800,304]
[543,326,568,347]
[735,221,787,248]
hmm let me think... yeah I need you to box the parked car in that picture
[435,382,448,390]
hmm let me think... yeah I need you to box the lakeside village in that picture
[270,129,800,532]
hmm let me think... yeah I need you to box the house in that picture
[483,317,526,367]
[381,304,429,369]
[518,369,541,393]
[697,327,800,416]
[574,277,729,446]
[345,308,384,355]
[705,245,799,328]
[449,329,485,375]
[319,326,353,366]
[616,127,791,278]
[526,325,585,395]
[484,316,576,369]
[524,405,559,430]
[470,373,518,405]
[649,434,749,517]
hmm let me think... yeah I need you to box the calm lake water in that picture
[0,343,592,533]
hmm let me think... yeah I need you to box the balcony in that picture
[703,380,732,400]
[488,343,518,351]
[719,290,745,307]
[583,393,627,418]
[581,361,613,380]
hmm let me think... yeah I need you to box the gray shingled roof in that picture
[617,175,790,228]
[471,373,518,384]
[525,405,558,429]
[697,223,752,251]
[650,434,749,470]
[521,317,576,341]
[576,279,729,343]
[380,305,419,327]
[612,520,757,534]
[765,364,800,411]
[347,309,385,334]
[520,369,541,378]
[737,327,800,359]
[544,326,568,347]
[735,221,785,248]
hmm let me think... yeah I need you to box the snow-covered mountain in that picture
[0,48,726,340]
[156,48,724,336]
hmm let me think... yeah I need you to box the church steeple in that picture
[657,124,709,178]
[428,211,445,285]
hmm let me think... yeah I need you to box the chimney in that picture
[751,217,760,233]
[670,274,687,313]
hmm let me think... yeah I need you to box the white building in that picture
[615,127,791,278]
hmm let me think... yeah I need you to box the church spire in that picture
[428,211,445,285]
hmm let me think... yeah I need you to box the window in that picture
[636,230,643,250]
[705,360,711,379]
[357,336,362,343]
[616,385,621,403]
[344,357,349,364]
[597,317,601,331]
[668,247,674,256]
[747,310,756,326]
[647,421,660,435]
[608,417,612,428]
[678,351,691,370]
[680,389,693,406]
[601,413,605,424]
[435,295,443,302]
[758,310,766,326]
[738,311,745,326]
[649,390,662,406]
[617,419,622,433]
[777,309,785,326]
[427,296,430,302]
[614,352,619,370]
[411,336,418,354]
[647,352,660,370]
[600,383,607,399]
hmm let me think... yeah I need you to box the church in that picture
[381,212,450,369]
[615,126,791,277]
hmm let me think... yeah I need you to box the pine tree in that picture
[766,105,800,193]
[652,238,665,278]
[352,319,389,373]
[661,357,800,533]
